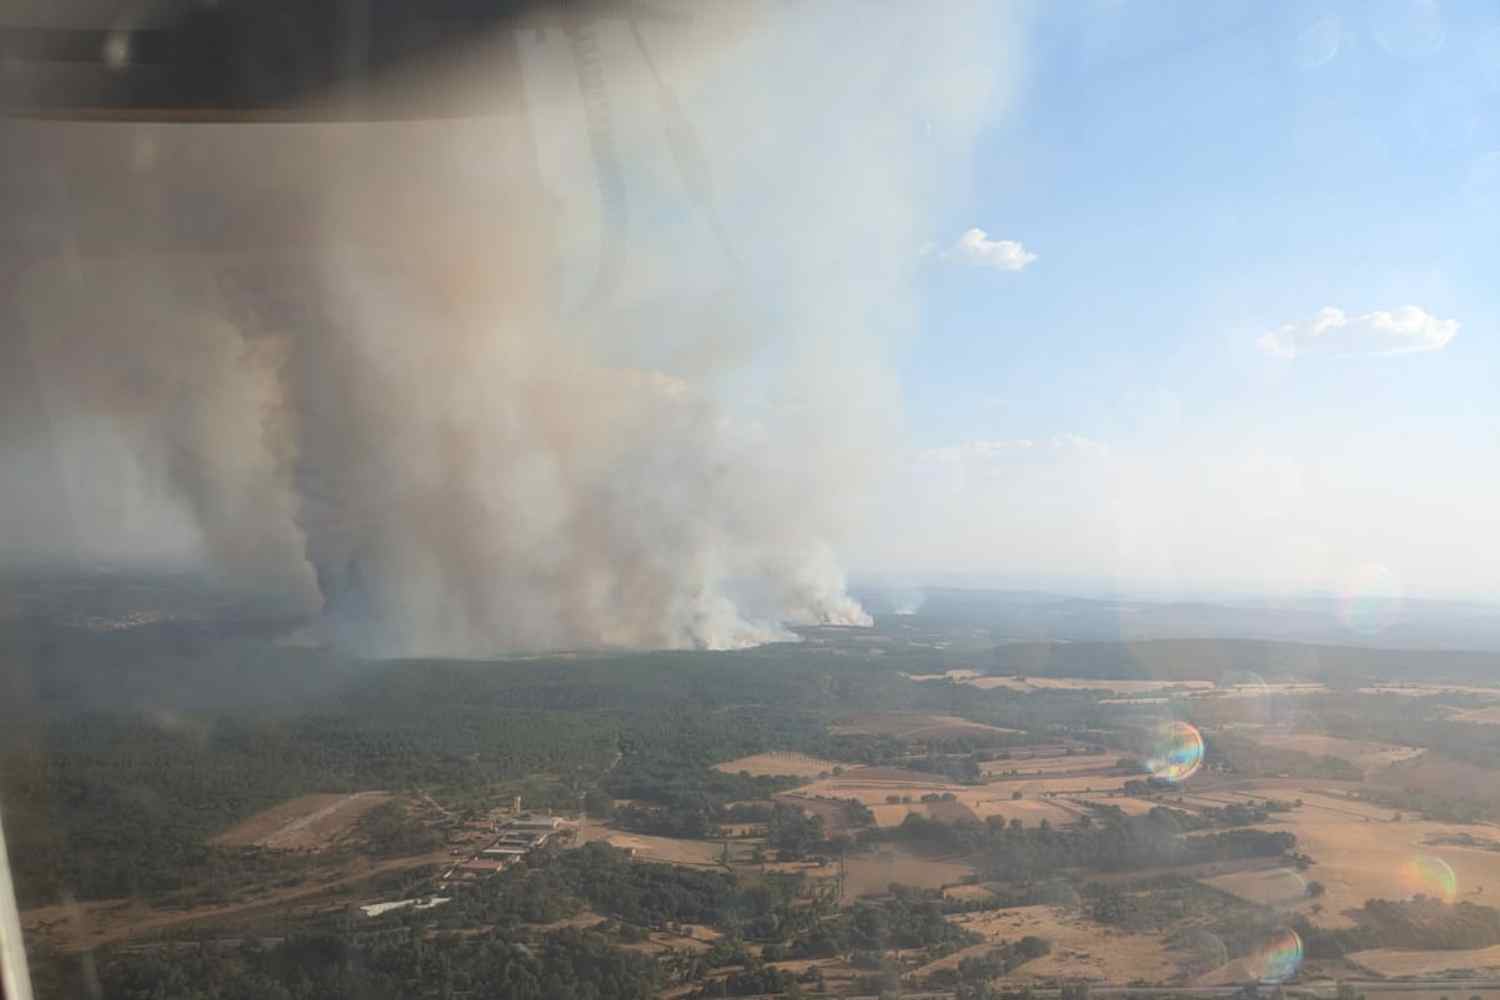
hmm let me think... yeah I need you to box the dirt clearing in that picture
[713,752,842,777]
[830,712,1021,740]
[575,821,725,867]
[213,791,392,850]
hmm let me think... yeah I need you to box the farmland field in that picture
[1347,944,1500,976]
[979,750,1118,777]
[840,848,973,898]
[1451,704,1500,724]
[1241,732,1423,771]
[1201,780,1500,928]
[575,822,726,867]
[928,904,1183,983]
[712,751,842,777]
[829,711,1021,739]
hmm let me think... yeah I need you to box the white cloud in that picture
[1051,432,1109,456]
[1257,306,1458,359]
[947,227,1037,271]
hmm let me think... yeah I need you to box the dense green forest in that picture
[38,927,663,1000]
[866,807,1297,880]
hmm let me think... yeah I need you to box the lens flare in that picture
[1259,867,1310,907]
[1338,563,1404,634]
[1146,721,1204,783]
[1181,928,1228,973]
[1400,855,1458,902]
[1248,927,1304,983]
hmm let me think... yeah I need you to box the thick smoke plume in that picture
[1,3,1006,655]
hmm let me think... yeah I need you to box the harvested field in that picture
[926,905,1182,983]
[1375,754,1500,810]
[925,798,981,823]
[965,796,1085,827]
[1213,780,1500,928]
[619,923,723,956]
[791,769,1091,829]
[787,771,960,805]
[213,792,392,850]
[980,774,1129,795]
[943,883,997,902]
[842,848,972,898]
[830,712,1020,740]
[1244,732,1422,771]
[1081,795,1161,816]
[972,676,1211,693]
[866,799,987,827]
[575,822,725,867]
[1361,683,1500,698]
[1451,705,1500,725]
[980,751,1117,777]
[712,752,842,777]
[1201,866,1314,908]
[1347,945,1500,976]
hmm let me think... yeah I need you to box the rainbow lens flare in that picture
[1146,720,1204,783]
[1400,855,1458,902]
[1259,867,1309,907]
[1338,563,1404,635]
[1248,928,1304,983]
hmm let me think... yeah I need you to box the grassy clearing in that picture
[712,752,843,777]
[929,904,1184,983]
[212,792,393,850]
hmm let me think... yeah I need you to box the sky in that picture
[872,0,1499,602]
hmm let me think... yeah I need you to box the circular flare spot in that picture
[1338,563,1404,634]
[1249,927,1304,983]
[1400,855,1458,902]
[1146,721,1204,783]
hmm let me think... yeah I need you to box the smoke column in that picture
[0,3,1009,655]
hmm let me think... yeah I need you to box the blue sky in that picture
[874,0,1498,600]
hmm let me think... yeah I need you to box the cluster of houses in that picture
[444,813,571,881]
